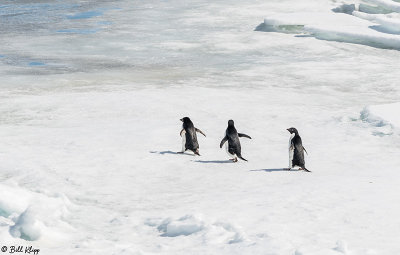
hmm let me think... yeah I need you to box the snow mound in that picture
[157,215,205,237]
[0,184,32,218]
[259,0,400,49]
[361,102,400,128]
[0,182,73,242]
[9,208,43,241]
[208,221,245,244]
[333,240,350,254]
[148,215,246,244]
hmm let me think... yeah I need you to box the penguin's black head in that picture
[180,117,191,123]
[287,127,298,134]
[228,120,234,126]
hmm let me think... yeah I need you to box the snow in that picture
[149,214,245,244]
[367,0,400,12]
[361,103,400,132]
[156,215,205,237]
[260,0,400,49]
[1,0,400,254]
[9,208,43,241]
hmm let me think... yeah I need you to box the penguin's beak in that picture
[180,118,183,122]
[286,128,290,132]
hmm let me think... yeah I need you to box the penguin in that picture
[286,127,310,172]
[178,117,206,155]
[220,120,251,162]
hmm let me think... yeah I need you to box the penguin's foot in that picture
[194,150,200,156]
[229,158,238,162]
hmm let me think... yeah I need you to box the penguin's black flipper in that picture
[220,136,228,148]
[238,133,251,139]
[195,128,206,137]
[303,146,308,155]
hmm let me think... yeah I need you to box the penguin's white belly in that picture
[289,148,294,168]
[181,130,186,152]
[288,133,295,168]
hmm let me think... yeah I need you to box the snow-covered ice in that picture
[259,0,400,49]
[1,0,400,254]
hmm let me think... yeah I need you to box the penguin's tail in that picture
[237,154,248,162]
[194,149,201,156]
[303,167,311,172]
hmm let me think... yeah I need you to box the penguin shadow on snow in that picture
[194,160,233,164]
[250,168,301,173]
[149,150,197,156]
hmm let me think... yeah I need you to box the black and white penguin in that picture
[286,127,310,172]
[179,117,206,155]
[220,120,251,162]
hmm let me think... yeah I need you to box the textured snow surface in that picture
[1,0,400,254]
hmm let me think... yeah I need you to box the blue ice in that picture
[57,28,100,34]
[29,62,45,66]
[67,11,103,20]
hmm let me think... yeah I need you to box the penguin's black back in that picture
[226,125,241,155]
[183,119,199,151]
[292,135,305,168]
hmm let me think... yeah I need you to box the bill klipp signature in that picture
[1,246,40,255]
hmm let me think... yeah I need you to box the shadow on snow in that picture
[250,168,301,172]
[149,150,196,156]
[194,160,233,164]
